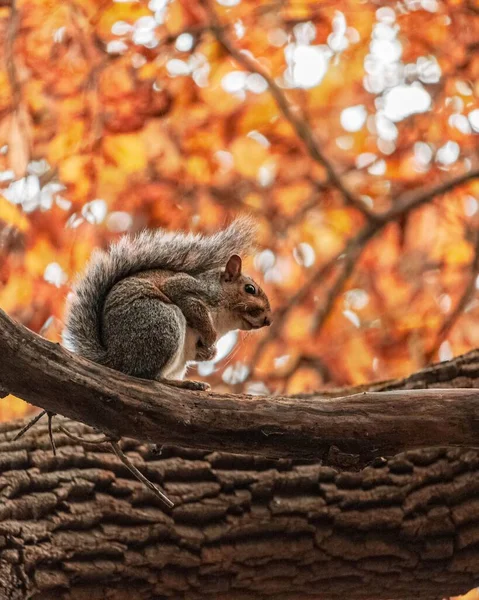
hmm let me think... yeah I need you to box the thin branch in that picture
[378,167,479,223]
[59,424,113,447]
[47,411,56,456]
[202,0,376,222]
[311,236,369,332]
[12,410,46,441]
[249,167,479,373]
[4,0,20,107]
[425,228,479,362]
[59,423,173,507]
[110,441,174,509]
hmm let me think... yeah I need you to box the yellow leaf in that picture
[0,396,33,423]
[0,197,29,231]
[444,239,473,265]
[231,137,269,178]
[286,367,324,395]
[244,192,264,210]
[324,209,355,235]
[48,121,85,165]
[284,308,314,343]
[164,1,187,35]
[96,3,152,39]
[275,182,312,216]
[58,155,92,202]
[238,97,279,133]
[0,276,32,313]
[97,164,128,202]
[103,134,147,174]
[25,237,59,277]
[186,156,211,184]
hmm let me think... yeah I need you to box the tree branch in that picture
[202,0,375,221]
[378,167,479,222]
[249,166,479,372]
[1,308,479,468]
[425,227,479,362]
[202,0,479,378]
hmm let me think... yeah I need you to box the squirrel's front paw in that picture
[195,344,216,362]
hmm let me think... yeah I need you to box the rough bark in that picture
[1,309,479,467]
[3,312,479,598]
[0,418,478,600]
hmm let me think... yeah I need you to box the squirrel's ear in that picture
[223,254,242,282]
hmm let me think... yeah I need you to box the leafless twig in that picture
[59,424,115,447]
[110,441,174,509]
[425,227,479,362]
[12,410,46,441]
[47,411,56,456]
[58,424,174,507]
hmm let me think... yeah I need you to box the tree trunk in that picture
[3,307,479,598]
[0,417,478,600]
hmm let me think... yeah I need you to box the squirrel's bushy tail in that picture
[62,216,256,363]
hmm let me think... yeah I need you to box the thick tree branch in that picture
[1,309,479,468]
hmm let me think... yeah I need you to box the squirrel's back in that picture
[62,216,255,363]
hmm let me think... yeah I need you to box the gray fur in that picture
[63,217,256,368]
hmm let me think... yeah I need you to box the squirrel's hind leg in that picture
[157,308,210,391]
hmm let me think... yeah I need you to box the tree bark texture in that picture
[3,312,479,598]
[1,309,479,467]
[0,418,478,600]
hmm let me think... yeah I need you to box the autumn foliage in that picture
[0,0,478,427]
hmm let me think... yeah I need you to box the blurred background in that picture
[0,0,478,422]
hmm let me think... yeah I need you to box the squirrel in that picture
[62,217,272,391]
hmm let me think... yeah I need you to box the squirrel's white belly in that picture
[161,307,198,380]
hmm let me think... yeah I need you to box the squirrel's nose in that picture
[264,316,272,326]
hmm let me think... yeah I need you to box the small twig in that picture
[312,237,370,332]
[5,0,20,108]
[60,426,173,507]
[110,441,174,509]
[426,228,479,362]
[59,425,113,447]
[47,412,57,456]
[12,410,46,441]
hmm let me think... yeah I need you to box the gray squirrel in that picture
[63,217,272,391]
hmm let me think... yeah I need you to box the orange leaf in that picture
[231,137,269,179]
[103,134,147,174]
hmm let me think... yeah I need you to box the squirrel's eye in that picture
[244,284,256,295]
